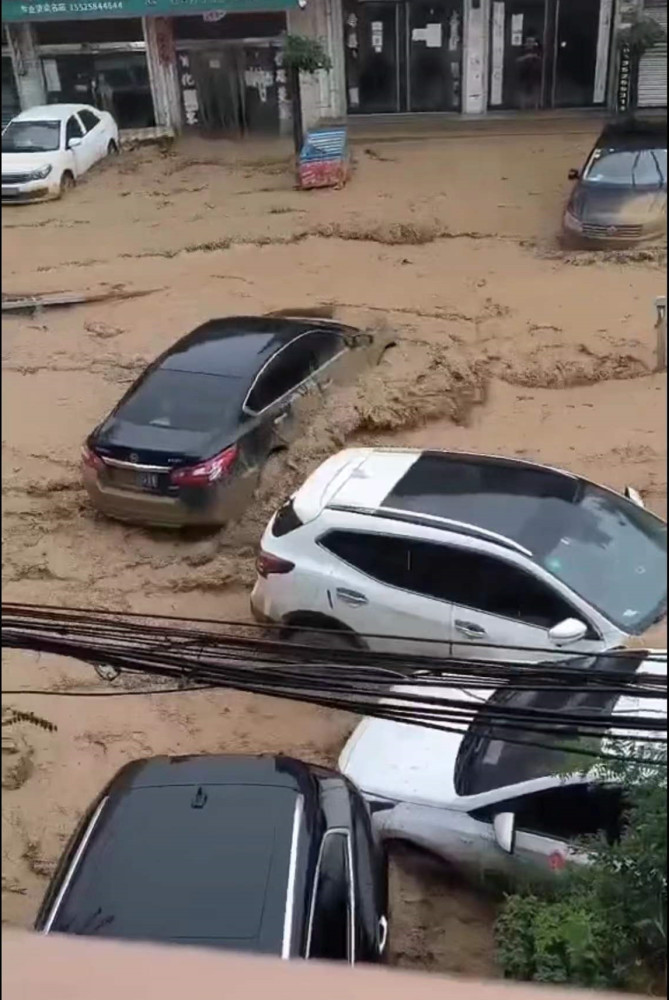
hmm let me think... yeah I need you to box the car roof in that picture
[596,119,667,151]
[158,316,353,379]
[46,755,329,954]
[12,104,95,123]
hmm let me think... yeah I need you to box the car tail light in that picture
[256,549,295,578]
[170,445,238,487]
[81,445,105,473]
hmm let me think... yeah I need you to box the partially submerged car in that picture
[35,753,389,964]
[82,316,386,528]
[2,104,119,202]
[562,120,667,246]
[339,651,666,882]
[251,448,667,660]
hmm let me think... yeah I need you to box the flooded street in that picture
[2,129,666,972]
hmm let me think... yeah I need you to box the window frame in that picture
[78,108,102,133]
[470,779,624,843]
[242,330,347,418]
[65,114,84,146]
[305,827,356,964]
[317,528,599,635]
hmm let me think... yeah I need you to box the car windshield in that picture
[116,369,244,434]
[584,148,667,188]
[533,484,666,633]
[453,658,643,796]
[2,120,61,153]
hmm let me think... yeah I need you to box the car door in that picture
[350,795,388,962]
[318,531,453,655]
[77,108,106,165]
[439,546,605,662]
[64,114,87,176]
[484,782,624,880]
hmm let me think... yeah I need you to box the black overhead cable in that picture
[1,603,666,767]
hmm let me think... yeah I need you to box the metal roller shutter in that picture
[638,3,667,108]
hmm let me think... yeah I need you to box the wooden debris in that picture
[1,286,160,315]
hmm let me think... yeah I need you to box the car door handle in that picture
[336,587,368,607]
[454,620,487,637]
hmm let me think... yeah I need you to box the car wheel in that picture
[59,172,75,197]
[107,139,119,156]
[285,627,360,651]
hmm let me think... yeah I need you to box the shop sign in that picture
[2,0,296,21]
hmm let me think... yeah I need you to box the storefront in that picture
[2,0,303,135]
[487,0,614,110]
[343,0,464,113]
[637,0,667,107]
[2,52,21,127]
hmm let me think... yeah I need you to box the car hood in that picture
[1,151,58,174]
[338,685,493,807]
[569,184,667,223]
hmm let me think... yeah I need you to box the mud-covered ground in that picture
[2,131,666,975]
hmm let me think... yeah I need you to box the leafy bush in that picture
[283,35,332,74]
[496,740,667,990]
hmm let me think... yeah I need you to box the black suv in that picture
[35,754,389,964]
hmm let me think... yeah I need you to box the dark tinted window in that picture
[79,109,101,132]
[437,548,576,628]
[246,340,316,413]
[479,784,626,843]
[308,832,351,961]
[384,455,667,633]
[116,369,244,433]
[320,531,573,624]
[66,115,83,144]
[454,665,642,796]
[302,329,345,367]
[271,498,303,537]
[2,120,60,153]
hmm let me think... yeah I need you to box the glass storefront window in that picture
[43,53,154,129]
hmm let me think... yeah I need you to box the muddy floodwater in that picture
[2,131,666,974]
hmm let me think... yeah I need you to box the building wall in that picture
[463,0,489,114]
[5,23,46,111]
[287,0,346,130]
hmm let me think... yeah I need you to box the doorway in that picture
[488,0,612,109]
[344,0,463,114]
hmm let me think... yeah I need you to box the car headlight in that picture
[563,209,582,232]
[27,164,52,181]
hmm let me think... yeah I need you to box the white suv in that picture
[250,448,667,660]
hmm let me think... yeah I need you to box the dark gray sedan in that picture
[562,121,666,246]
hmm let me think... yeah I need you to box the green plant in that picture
[282,34,332,157]
[496,740,667,990]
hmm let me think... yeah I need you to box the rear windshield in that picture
[50,784,297,951]
[2,120,61,153]
[116,369,244,433]
[584,148,667,188]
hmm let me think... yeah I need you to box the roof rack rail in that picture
[325,504,532,557]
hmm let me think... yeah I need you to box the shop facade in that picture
[1,0,662,135]
[637,0,667,107]
[1,0,318,136]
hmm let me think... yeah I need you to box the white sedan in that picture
[2,103,119,202]
[339,651,666,883]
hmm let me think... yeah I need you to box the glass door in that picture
[488,0,548,109]
[344,1,400,113]
[552,0,604,106]
[407,1,463,111]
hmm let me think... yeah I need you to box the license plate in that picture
[2,186,19,195]
[138,472,159,490]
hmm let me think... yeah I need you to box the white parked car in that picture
[1,104,119,202]
[338,651,667,882]
[250,448,667,661]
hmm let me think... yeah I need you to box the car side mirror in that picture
[568,168,580,180]
[548,617,588,647]
[493,812,516,854]
[68,136,82,149]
